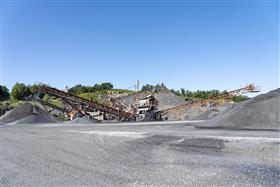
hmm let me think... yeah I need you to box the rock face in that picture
[196,88,280,130]
[0,103,57,125]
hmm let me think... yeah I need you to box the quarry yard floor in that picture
[1,121,280,186]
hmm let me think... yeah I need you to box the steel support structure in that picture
[157,84,260,119]
[34,84,134,120]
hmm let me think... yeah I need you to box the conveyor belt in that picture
[34,84,134,120]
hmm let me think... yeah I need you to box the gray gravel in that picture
[0,103,57,125]
[165,103,233,121]
[0,103,34,124]
[1,121,279,186]
[196,88,280,130]
[154,90,185,111]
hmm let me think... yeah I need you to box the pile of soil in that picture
[154,89,185,111]
[0,103,57,125]
[195,88,280,130]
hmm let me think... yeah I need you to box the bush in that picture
[11,83,32,100]
[232,95,248,103]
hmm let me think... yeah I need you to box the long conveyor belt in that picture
[34,84,134,120]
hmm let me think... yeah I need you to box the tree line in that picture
[0,82,114,101]
[141,84,248,102]
[68,83,113,95]
[0,83,32,101]
[0,82,248,103]
[171,88,248,102]
[141,83,167,92]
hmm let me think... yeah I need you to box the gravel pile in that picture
[196,88,280,130]
[154,89,185,111]
[0,103,57,125]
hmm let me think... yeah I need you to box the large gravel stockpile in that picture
[0,103,33,124]
[154,89,185,111]
[0,103,57,125]
[196,88,280,130]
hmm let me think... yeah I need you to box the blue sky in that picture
[1,0,279,94]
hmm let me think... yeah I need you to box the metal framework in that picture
[157,84,260,118]
[110,91,150,114]
[33,84,135,120]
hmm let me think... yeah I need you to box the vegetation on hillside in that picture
[42,94,65,108]
[68,82,114,95]
[170,88,248,102]
[78,92,100,102]
[141,83,248,103]
[0,86,10,101]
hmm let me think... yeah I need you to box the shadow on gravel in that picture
[138,135,226,156]
[168,138,226,155]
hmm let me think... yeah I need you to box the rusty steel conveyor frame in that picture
[34,84,134,120]
[157,84,260,117]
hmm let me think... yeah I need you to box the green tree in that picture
[0,85,10,101]
[68,84,89,95]
[170,89,180,96]
[11,83,32,100]
[180,88,185,97]
[93,84,101,91]
[141,83,166,92]
[154,83,166,92]
[68,82,114,95]
[208,90,220,98]
[141,84,154,92]
[100,82,113,90]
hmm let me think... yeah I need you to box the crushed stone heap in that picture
[195,88,280,130]
[0,102,57,125]
[154,89,185,111]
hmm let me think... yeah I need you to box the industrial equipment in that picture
[156,84,260,120]
[33,84,135,121]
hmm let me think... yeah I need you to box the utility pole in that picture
[137,80,140,92]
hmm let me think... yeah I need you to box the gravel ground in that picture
[1,121,279,186]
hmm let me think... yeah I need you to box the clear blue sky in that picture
[1,0,279,94]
